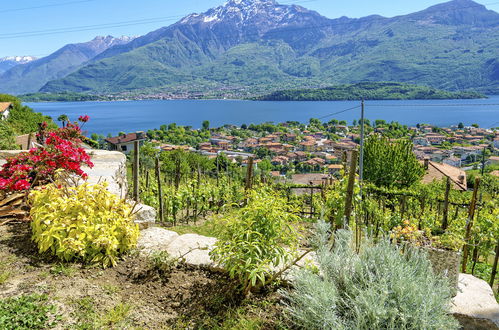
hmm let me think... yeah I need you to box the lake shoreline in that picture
[22,96,490,103]
[26,97,499,136]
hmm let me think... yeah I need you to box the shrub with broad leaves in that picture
[210,188,301,295]
[30,182,139,268]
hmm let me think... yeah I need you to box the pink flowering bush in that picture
[0,117,94,192]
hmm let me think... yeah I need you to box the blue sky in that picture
[0,0,496,58]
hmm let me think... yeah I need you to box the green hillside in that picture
[255,82,485,101]
[40,0,499,96]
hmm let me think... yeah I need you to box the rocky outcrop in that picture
[133,203,157,228]
[451,274,499,329]
[166,234,218,267]
[137,227,179,254]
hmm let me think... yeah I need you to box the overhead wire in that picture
[0,0,97,14]
[1,0,498,40]
[368,103,499,107]
[318,105,361,120]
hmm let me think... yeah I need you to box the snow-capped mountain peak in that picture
[180,0,325,30]
[0,56,36,63]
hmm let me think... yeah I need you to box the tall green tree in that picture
[0,121,17,149]
[202,120,210,131]
[57,114,69,128]
[363,134,424,188]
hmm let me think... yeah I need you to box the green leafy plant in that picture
[283,221,459,329]
[210,188,301,295]
[149,250,180,277]
[30,182,140,267]
[0,294,57,329]
[364,134,424,189]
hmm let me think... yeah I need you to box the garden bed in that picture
[0,222,289,329]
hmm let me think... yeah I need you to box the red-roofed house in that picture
[105,132,147,154]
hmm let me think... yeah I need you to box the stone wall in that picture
[424,246,461,295]
[0,149,128,198]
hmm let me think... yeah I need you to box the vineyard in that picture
[131,142,499,296]
[1,120,497,328]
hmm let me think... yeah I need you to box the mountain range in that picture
[0,36,135,95]
[0,56,37,74]
[1,0,498,96]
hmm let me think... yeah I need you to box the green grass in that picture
[101,284,121,295]
[0,271,11,285]
[0,294,58,329]
[70,297,133,329]
[168,220,219,238]
[0,255,17,285]
[50,263,78,277]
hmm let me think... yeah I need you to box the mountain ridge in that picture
[0,56,36,74]
[6,0,499,96]
[0,36,135,95]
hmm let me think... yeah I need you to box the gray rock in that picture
[137,227,179,254]
[166,234,218,267]
[133,203,157,228]
[451,274,499,329]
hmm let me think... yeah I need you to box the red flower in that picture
[0,115,94,192]
[78,115,90,123]
[12,179,31,191]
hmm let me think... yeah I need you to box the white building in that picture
[0,102,13,120]
[105,132,147,154]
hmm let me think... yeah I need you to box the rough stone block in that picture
[451,274,499,329]
[137,227,179,255]
[133,203,157,228]
[166,234,218,267]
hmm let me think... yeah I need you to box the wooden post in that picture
[155,157,164,223]
[342,149,358,229]
[490,239,499,288]
[441,177,451,231]
[27,133,33,149]
[461,177,480,273]
[37,122,46,146]
[309,183,314,218]
[245,157,254,191]
[342,151,348,174]
[174,156,181,191]
[133,141,140,202]
[216,154,220,186]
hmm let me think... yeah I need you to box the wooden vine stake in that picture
[342,149,358,229]
[133,141,140,202]
[245,157,254,192]
[441,177,451,231]
[461,177,480,273]
[155,157,164,223]
[489,239,499,289]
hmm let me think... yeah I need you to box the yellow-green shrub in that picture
[30,182,139,267]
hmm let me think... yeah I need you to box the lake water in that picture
[27,96,499,136]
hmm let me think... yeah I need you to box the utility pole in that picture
[133,141,140,202]
[359,99,365,186]
[481,147,486,176]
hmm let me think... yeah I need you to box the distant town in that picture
[101,119,499,186]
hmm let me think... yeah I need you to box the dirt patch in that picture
[0,222,290,329]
